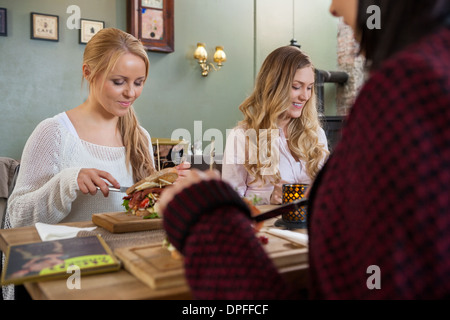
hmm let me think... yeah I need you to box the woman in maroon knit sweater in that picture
[160,0,450,299]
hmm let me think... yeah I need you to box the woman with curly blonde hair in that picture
[222,46,329,204]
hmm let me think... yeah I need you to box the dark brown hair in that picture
[357,0,450,71]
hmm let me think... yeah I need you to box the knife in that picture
[252,198,309,222]
[96,186,130,193]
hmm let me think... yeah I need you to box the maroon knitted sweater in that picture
[307,26,450,299]
[163,27,450,300]
[163,179,300,299]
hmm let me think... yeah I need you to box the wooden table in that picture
[0,206,308,300]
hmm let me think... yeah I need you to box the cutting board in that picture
[92,211,163,233]
[114,231,307,290]
[115,243,187,290]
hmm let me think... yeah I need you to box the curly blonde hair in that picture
[238,46,329,184]
[82,28,155,182]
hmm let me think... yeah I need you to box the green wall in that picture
[0,0,338,160]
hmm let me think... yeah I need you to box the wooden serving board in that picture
[92,212,163,233]
[114,231,307,290]
[115,243,187,290]
[260,231,308,269]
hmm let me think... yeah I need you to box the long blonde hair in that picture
[83,28,155,182]
[239,46,329,184]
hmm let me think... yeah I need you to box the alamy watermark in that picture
[57,2,380,173]
[366,265,381,290]
[366,5,381,30]
[66,4,381,29]
[66,265,81,290]
[66,5,81,30]
[171,121,281,176]
[66,263,383,291]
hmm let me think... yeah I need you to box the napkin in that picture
[35,222,97,241]
[263,228,308,246]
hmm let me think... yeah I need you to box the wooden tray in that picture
[92,212,163,233]
[261,231,308,269]
[114,231,307,290]
[115,243,187,290]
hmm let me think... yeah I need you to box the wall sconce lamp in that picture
[193,43,227,77]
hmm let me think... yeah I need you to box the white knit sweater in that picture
[6,112,154,228]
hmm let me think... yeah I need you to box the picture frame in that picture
[0,8,7,37]
[30,12,59,42]
[127,0,174,53]
[79,18,105,44]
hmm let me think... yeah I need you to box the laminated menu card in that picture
[1,235,120,285]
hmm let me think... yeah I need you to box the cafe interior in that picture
[0,0,369,301]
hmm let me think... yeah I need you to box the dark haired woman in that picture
[310,0,450,299]
[159,0,450,299]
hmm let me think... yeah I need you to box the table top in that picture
[0,205,308,300]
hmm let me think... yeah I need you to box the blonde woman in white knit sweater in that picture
[5,28,182,228]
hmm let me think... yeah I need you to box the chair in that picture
[151,138,189,170]
[0,157,19,300]
[0,157,20,229]
[189,154,223,173]
[321,115,346,152]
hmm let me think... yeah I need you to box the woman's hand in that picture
[77,168,120,197]
[270,180,289,205]
[158,169,220,214]
[174,161,192,181]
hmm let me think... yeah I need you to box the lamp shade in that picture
[194,43,208,61]
[213,46,227,65]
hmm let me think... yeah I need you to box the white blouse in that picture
[7,112,154,228]
[221,126,328,204]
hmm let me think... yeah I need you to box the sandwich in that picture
[122,167,178,218]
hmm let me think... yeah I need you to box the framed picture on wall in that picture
[30,12,59,42]
[0,8,7,37]
[142,0,163,9]
[127,0,174,53]
[79,19,105,44]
